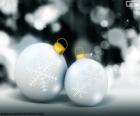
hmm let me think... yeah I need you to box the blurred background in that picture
[0,0,140,90]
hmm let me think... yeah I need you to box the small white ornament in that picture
[65,49,108,106]
[15,39,68,101]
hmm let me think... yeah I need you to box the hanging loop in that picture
[75,47,86,59]
[53,38,68,54]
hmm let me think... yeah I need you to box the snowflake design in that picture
[71,66,104,99]
[26,63,57,92]
[72,83,87,99]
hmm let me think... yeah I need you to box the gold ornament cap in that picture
[75,47,86,59]
[53,38,68,54]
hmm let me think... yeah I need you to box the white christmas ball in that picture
[15,43,67,101]
[65,58,108,106]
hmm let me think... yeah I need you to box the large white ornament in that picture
[65,58,108,106]
[15,42,67,101]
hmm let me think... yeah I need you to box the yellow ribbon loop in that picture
[53,38,68,54]
[75,47,86,59]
